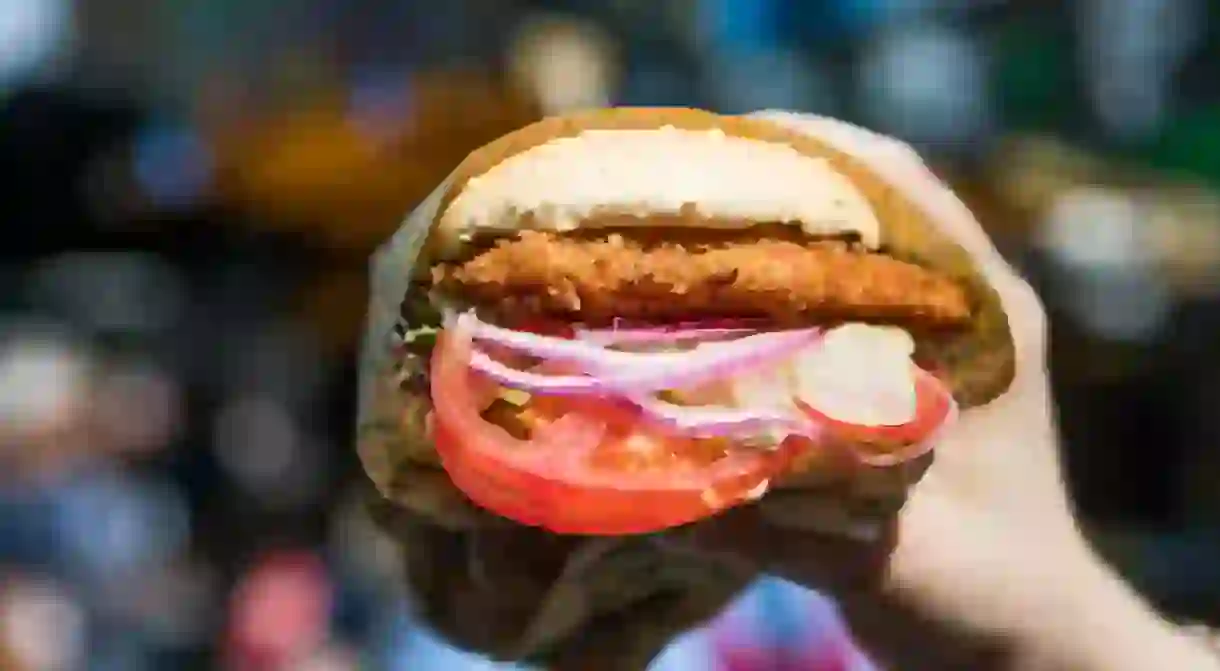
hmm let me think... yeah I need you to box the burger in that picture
[387,107,1015,537]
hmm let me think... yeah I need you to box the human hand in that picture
[674,112,1216,670]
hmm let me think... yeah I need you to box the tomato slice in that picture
[794,366,953,457]
[428,329,800,535]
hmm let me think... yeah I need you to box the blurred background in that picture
[2,0,1220,668]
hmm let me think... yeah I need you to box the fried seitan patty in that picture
[431,230,972,327]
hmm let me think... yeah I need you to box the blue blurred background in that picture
[3,0,1220,669]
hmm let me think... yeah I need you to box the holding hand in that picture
[678,111,1220,671]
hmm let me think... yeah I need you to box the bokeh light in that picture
[2,2,1220,669]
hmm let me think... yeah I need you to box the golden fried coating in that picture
[433,231,972,328]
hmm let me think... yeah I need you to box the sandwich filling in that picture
[409,122,968,534]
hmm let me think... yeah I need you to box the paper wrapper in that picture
[353,115,960,668]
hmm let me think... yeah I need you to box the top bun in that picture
[432,110,884,259]
[429,108,907,259]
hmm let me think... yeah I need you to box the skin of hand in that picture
[675,111,1219,671]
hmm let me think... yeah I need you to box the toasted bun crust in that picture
[420,107,1014,407]
[431,108,894,259]
[433,125,883,257]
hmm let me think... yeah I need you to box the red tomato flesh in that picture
[428,329,800,535]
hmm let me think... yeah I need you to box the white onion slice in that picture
[629,394,820,443]
[629,366,958,466]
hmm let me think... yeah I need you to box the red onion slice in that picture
[450,310,821,394]
[574,327,757,346]
[466,350,601,394]
[573,318,770,346]
[609,317,774,331]
[447,311,956,467]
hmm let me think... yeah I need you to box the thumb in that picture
[666,504,1018,670]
